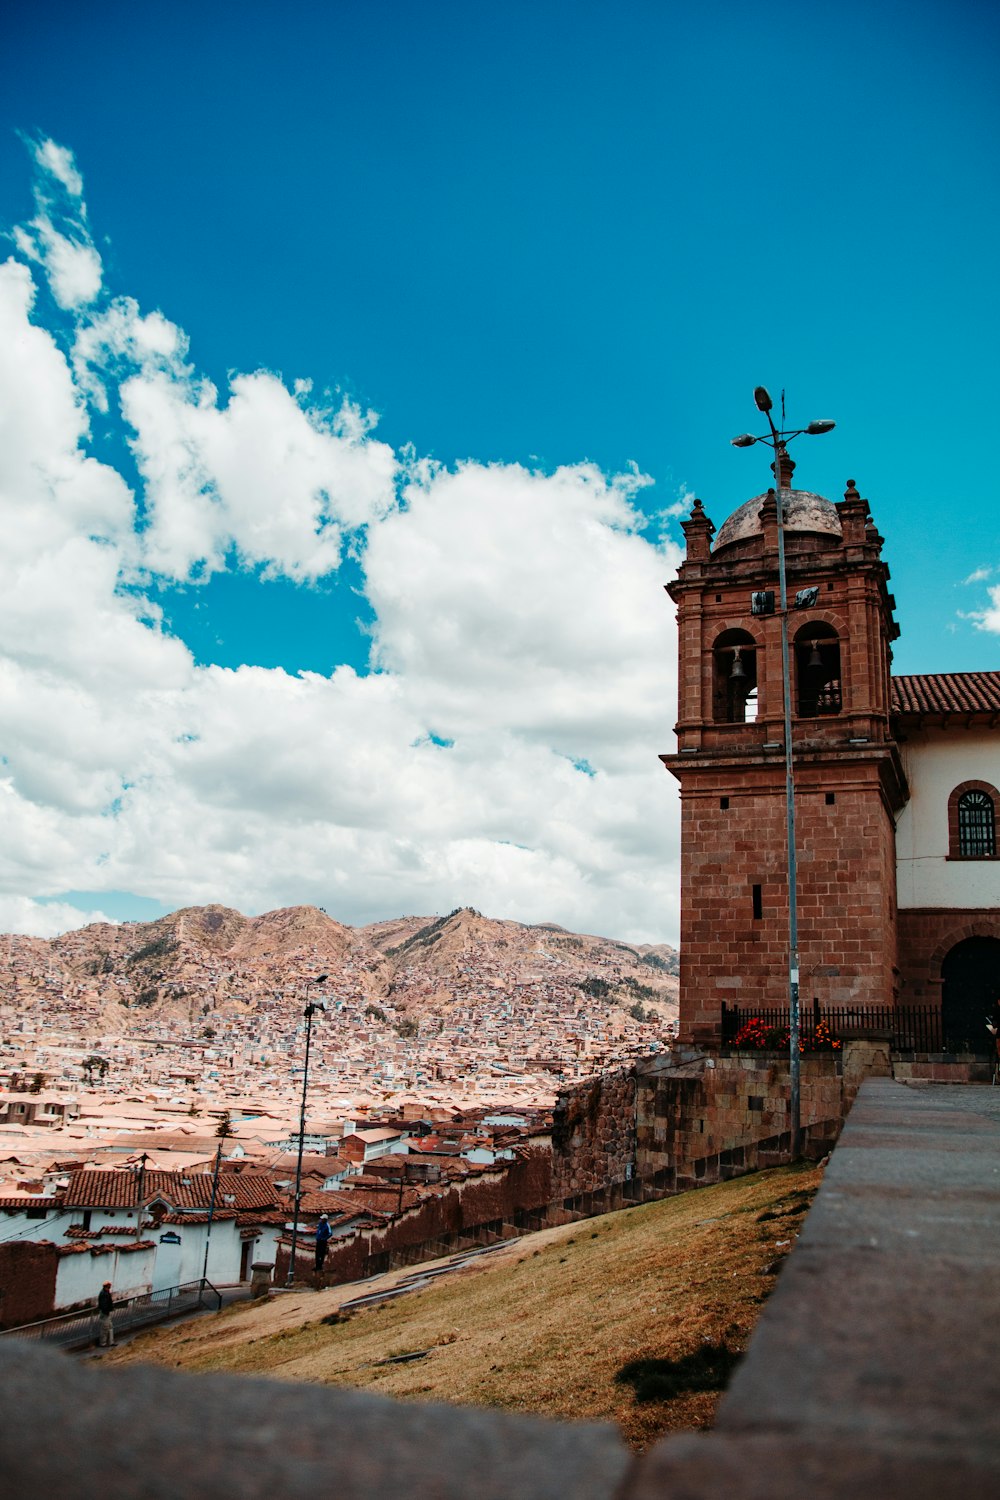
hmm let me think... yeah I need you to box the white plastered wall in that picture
[896,726,1000,908]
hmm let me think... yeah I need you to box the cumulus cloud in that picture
[121,370,397,581]
[0,138,682,944]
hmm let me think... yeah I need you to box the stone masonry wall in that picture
[281,1146,555,1286]
[897,906,1000,1005]
[676,757,901,1045]
[550,1067,636,1200]
[550,1039,890,1210]
[0,1239,59,1328]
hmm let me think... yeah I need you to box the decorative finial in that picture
[844,478,860,500]
[771,447,796,489]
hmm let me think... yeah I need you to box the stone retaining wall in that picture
[551,1038,892,1209]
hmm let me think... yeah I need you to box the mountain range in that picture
[1,904,678,1036]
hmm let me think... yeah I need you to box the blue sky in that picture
[0,1,997,941]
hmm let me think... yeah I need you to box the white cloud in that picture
[0,895,113,940]
[121,370,397,582]
[13,137,102,309]
[71,296,189,411]
[0,140,681,944]
[968,584,1000,635]
[32,138,84,198]
[962,565,994,586]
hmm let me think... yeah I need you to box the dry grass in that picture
[107,1163,821,1450]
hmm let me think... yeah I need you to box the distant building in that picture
[663,461,999,1049]
[0,1094,80,1129]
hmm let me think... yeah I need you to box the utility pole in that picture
[134,1152,149,1241]
[286,975,328,1287]
[200,1130,226,1298]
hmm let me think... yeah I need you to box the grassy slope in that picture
[107,1163,821,1450]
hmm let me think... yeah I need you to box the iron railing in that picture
[0,1277,222,1349]
[721,1001,991,1056]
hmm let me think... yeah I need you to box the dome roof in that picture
[713,489,841,551]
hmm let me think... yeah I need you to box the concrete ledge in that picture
[0,1340,633,1500]
[631,1431,997,1500]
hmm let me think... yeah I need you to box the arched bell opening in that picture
[712,628,758,724]
[794,622,842,717]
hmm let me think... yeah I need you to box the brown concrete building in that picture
[663,459,999,1050]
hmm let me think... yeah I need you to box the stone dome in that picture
[712,489,841,551]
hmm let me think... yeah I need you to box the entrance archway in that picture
[941,937,1000,1052]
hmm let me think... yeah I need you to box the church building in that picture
[662,455,1000,1054]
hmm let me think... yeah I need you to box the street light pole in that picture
[731,391,835,1160]
[200,1124,227,1299]
[286,974,328,1288]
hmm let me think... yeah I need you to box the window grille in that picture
[957,790,996,857]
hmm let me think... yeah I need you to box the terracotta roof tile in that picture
[64,1168,279,1212]
[66,1223,137,1237]
[158,1211,237,1224]
[892,671,1000,718]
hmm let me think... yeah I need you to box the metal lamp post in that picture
[286,974,328,1287]
[731,389,835,1159]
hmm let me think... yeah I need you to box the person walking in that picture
[97,1280,115,1348]
[986,995,1000,1084]
[314,1213,332,1276]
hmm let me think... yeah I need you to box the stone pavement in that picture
[1,1078,997,1498]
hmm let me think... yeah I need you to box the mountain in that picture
[1,903,678,1037]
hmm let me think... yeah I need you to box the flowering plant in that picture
[731,1016,842,1052]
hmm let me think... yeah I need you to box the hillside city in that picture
[0,904,678,1289]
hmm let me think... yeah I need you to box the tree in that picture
[82,1054,108,1084]
[29,1071,46,1094]
[215,1110,231,1138]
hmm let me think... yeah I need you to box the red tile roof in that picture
[892,671,1000,719]
[63,1168,279,1212]
[159,1211,237,1225]
[65,1223,137,1237]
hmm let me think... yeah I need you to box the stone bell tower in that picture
[661,463,908,1045]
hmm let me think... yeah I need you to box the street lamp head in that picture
[805,420,835,435]
[312,974,328,984]
[753,386,773,413]
[731,433,757,448]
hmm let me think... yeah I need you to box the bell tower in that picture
[661,469,908,1045]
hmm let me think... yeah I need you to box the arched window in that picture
[794,624,841,717]
[712,629,758,724]
[948,782,998,860]
[958,791,996,857]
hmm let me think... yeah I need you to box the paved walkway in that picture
[1,1078,998,1498]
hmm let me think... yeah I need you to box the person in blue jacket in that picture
[314,1213,332,1274]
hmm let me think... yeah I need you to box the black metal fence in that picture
[0,1278,222,1350]
[721,1000,989,1056]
